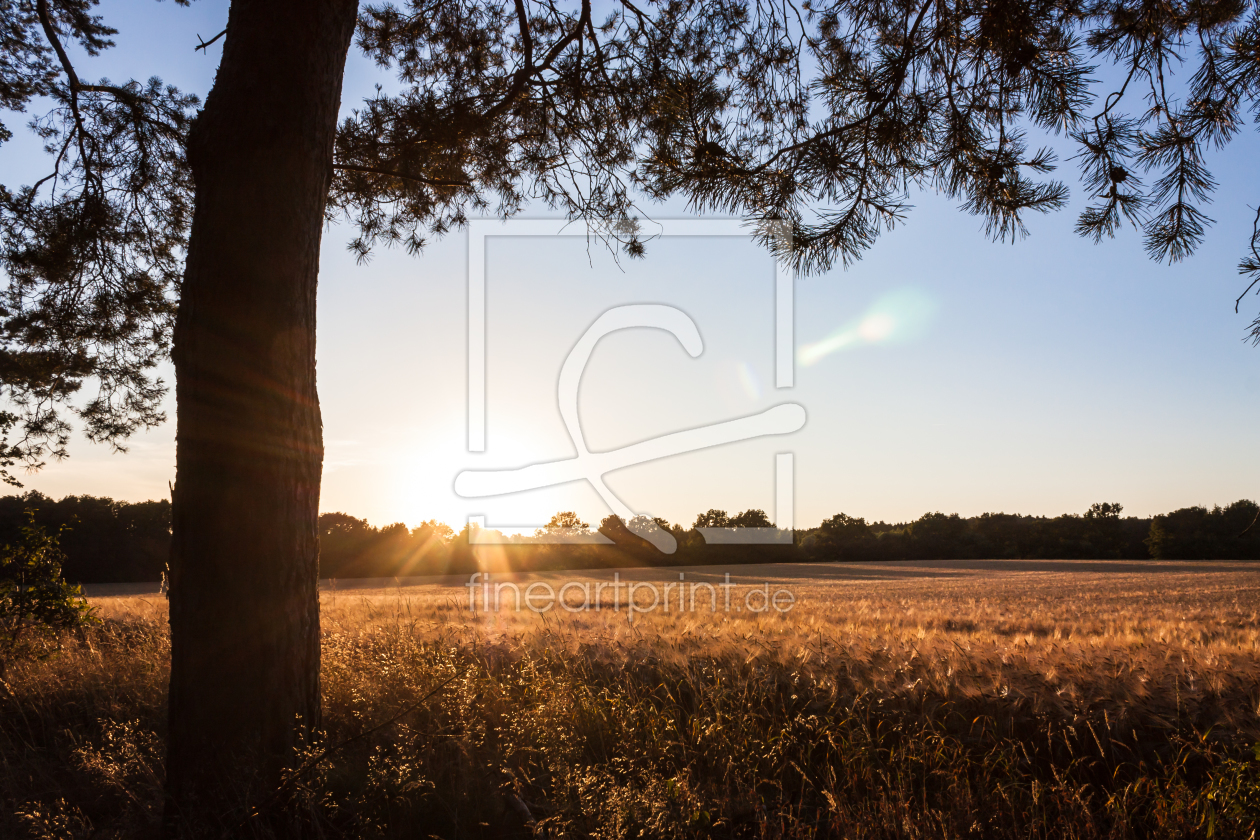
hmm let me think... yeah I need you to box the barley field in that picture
[5,559,1260,838]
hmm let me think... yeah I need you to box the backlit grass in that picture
[4,561,1260,838]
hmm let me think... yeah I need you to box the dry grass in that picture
[5,560,1260,838]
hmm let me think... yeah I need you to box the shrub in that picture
[0,511,96,679]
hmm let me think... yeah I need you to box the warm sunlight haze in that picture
[4,1,1260,837]
[3,2,1258,533]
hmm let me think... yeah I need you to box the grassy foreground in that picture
[4,561,1260,838]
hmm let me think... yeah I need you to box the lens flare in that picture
[735,361,762,399]
[857,312,895,342]
[798,288,936,366]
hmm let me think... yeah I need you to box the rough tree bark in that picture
[166,0,358,832]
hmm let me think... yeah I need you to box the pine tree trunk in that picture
[165,0,357,833]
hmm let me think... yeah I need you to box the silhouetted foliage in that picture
[694,509,731,528]
[1146,500,1260,560]
[3,0,1260,476]
[446,501,1258,566]
[801,503,1184,561]
[317,512,454,578]
[5,493,1254,584]
[536,510,593,541]
[812,512,872,558]
[729,508,772,527]
[801,503,1175,561]
[0,491,169,582]
[0,508,94,677]
[0,1,196,483]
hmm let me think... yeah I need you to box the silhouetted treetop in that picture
[538,510,592,540]
[4,0,1260,475]
[0,0,197,481]
[340,0,1260,274]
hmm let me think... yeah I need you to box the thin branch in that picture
[482,0,535,123]
[195,28,227,53]
[1235,276,1260,313]
[35,0,81,90]
[539,0,591,73]
[332,162,471,188]
[35,2,87,158]
[483,0,591,123]
[37,0,174,114]
[1239,506,1260,538]
[752,0,936,174]
[618,0,656,32]
[1237,205,1260,313]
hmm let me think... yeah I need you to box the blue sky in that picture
[3,1,1258,530]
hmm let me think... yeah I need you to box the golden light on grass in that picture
[6,560,1260,837]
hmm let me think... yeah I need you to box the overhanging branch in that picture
[333,162,471,189]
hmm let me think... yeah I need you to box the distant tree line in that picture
[804,502,1260,562]
[1,493,1257,583]
[0,494,171,583]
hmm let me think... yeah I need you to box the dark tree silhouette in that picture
[541,510,589,536]
[729,508,772,527]
[3,0,1260,832]
[694,508,731,528]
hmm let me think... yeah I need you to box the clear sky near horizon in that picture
[2,1,1257,531]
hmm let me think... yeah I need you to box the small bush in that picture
[0,511,96,679]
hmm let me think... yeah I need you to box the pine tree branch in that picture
[483,0,591,123]
[35,0,94,185]
[332,163,471,188]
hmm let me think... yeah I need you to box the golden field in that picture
[5,559,1260,838]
